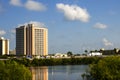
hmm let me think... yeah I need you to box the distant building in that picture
[102,50,115,55]
[101,49,120,55]
[16,23,48,56]
[0,37,9,55]
[55,53,68,58]
[9,49,16,55]
[88,52,102,56]
[91,48,120,55]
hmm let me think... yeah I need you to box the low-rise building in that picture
[55,53,68,58]
[88,52,102,56]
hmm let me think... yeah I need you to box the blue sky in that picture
[0,0,120,54]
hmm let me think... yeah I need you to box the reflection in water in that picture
[30,65,88,80]
[30,66,48,80]
[49,65,88,80]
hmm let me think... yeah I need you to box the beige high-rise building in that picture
[0,37,9,55]
[16,23,48,56]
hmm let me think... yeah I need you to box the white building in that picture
[0,37,9,55]
[88,52,102,56]
[55,53,68,58]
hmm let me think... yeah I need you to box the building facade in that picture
[0,37,9,55]
[16,26,26,55]
[16,23,48,56]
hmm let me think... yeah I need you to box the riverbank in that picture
[5,56,102,67]
[1,56,120,80]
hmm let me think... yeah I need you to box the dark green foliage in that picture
[31,58,40,66]
[11,58,31,67]
[0,60,32,80]
[67,51,73,56]
[89,56,120,80]
[2,57,102,67]
[30,57,101,66]
[0,55,8,59]
[71,58,81,65]
[61,58,71,65]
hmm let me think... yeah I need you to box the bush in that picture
[0,60,32,80]
[89,56,120,80]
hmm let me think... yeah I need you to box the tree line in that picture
[11,57,102,66]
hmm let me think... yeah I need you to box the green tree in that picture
[0,61,32,80]
[89,56,120,80]
[67,51,73,56]
[84,50,88,53]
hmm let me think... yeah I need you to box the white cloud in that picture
[0,30,6,35]
[94,22,107,29]
[9,0,46,11]
[10,0,22,6]
[56,3,90,22]
[25,0,46,11]
[102,38,113,46]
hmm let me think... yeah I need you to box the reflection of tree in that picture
[30,66,48,80]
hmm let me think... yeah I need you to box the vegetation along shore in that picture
[0,56,120,80]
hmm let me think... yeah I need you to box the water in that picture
[30,65,88,80]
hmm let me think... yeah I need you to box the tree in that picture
[84,50,88,55]
[67,51,73,56]
[0,61,32,80]
[89,56,120,80]
[84,50,88,53]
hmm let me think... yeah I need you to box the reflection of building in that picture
[0,37,9,55]
[16,23,48,56]
[30,67,48,80]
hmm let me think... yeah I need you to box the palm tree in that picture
[84,50,88,56]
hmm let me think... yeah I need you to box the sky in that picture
[0,0,120,54]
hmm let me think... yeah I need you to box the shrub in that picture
[89,56,120,80]
[0,61,32,80]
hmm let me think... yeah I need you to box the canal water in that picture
[30,65,88,80]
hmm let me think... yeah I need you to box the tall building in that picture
[16,26,26,55]
[0,37,9,55]
[16,23,48,56]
